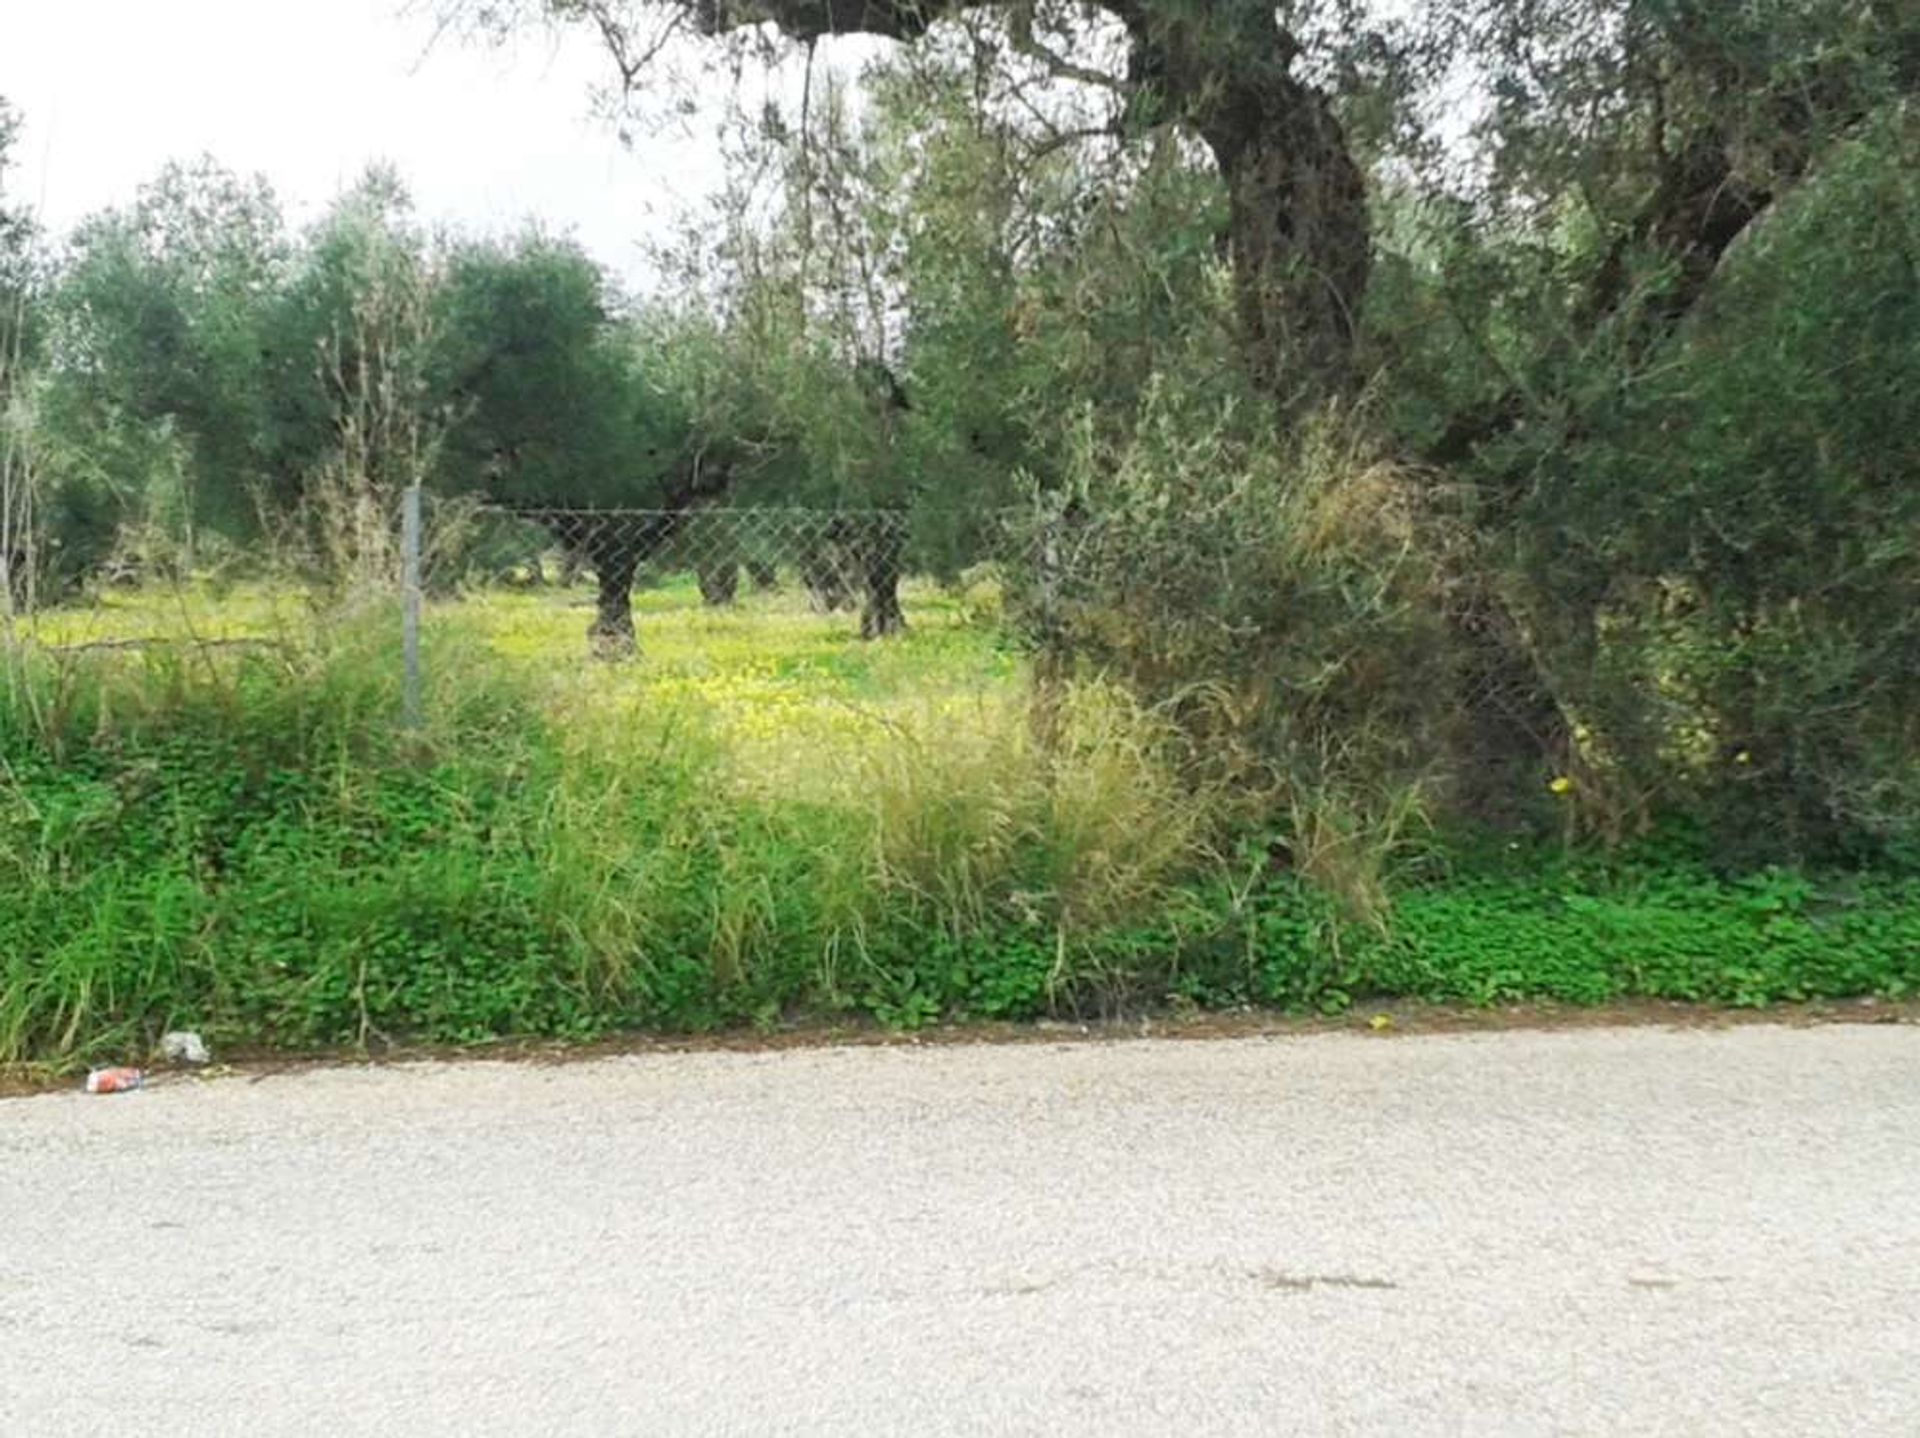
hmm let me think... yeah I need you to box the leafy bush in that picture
[1342,855,1919,1010]
[1481,120,1920,861]
[1025,381,1469,901]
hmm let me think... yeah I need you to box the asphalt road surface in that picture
[5,1024,1918,1436]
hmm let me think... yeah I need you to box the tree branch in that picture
[687,0,958,43]
[1430,37,1920,472]
[1006,3,1126,93]
[1018,123,1116,165]
[581,0,689,87]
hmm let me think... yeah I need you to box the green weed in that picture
[2,585,1915,1067]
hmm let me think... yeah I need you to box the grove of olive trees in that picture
[7,0,1920,860]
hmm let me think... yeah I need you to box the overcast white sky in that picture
[0,0,767,285]
[3,3,1468,285]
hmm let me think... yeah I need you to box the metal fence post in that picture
[401,482,423,732]
[1038,505,1062,646]
[1030,500,1067,754]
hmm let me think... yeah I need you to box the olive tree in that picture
[435,230,728,651]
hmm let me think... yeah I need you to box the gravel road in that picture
[4,1024,1918,1436]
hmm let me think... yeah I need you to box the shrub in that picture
[1496,121,1920,862]
[1024,380,1467,888]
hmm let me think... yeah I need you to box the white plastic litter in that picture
[161,1031,211,1065]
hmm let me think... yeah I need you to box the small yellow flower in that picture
[1548,775,1575,796]
[1734,750,1752,766]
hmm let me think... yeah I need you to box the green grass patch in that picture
[2,582,1914,1066]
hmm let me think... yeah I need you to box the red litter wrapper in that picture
[85,1067,146,1094]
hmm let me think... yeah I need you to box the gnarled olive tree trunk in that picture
[555,513,676,660]
[1106,1,1370,407]
[588,545,642,658]
[691,0,1371,415]
[698,559,741,607]
[856,516,909,640]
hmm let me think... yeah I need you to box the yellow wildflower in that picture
[1548,776,1574,796]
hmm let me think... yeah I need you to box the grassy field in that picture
[3,574,1917,1067]
[23,574,1026,798]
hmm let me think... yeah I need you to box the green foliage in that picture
[434,230,696,509]
[1116,836,1920,1016]
[3,606,1913,1065]
[41,158,286,544]
[1343,851,1920,1010]
[0,96,37,368]
[259,168,437,519]
[1483,118,1920,859]
[9,2,1920,1061]
[0,608,1204,1061]
[1033,381,1465,848]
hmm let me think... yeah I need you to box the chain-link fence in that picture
[369,498,1054,728]
[2,489,1056,700]
[2,483,1557,822]
[0,495,1067,807]
[467,505,928,647]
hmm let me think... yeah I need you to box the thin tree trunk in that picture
[858,518,908,640]
[698,560,741,607]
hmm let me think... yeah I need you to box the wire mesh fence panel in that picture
[399,503,1058,800]
[0,501,1060,787]
[0,479,441,661]
[456,504,1047,654]
[492,505,901,607]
